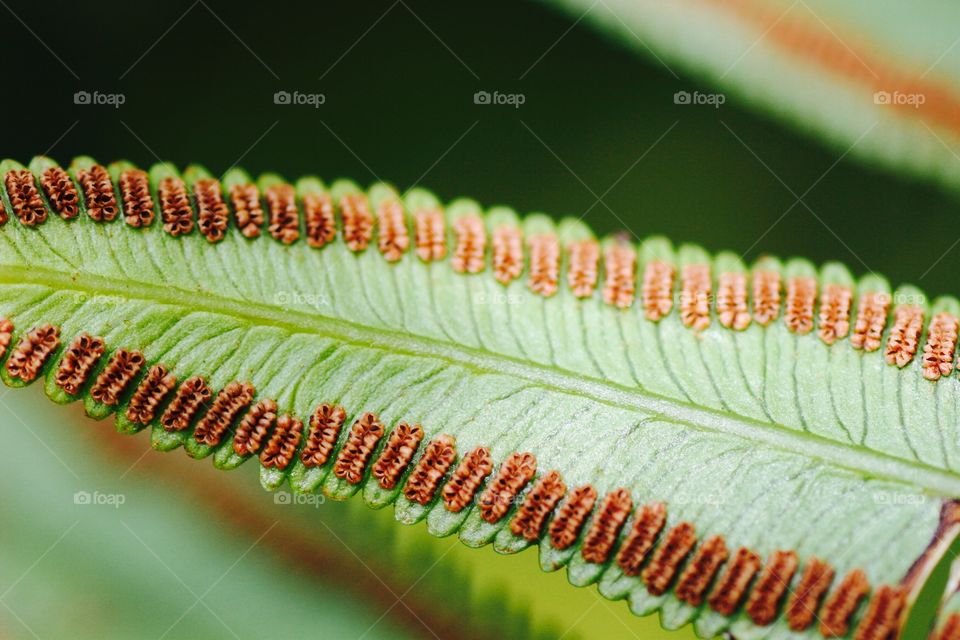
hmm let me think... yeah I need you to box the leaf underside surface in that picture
[0,156,958,640]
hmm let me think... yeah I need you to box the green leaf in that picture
[1,156,958,639]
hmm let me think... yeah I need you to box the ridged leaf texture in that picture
[1,155,958,640]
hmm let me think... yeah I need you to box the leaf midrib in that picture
[8,264,960,497]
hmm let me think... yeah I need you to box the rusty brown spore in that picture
[193,381,255,447]
[126,364,177,425]
[5,169,48,226]
[260,414,303,470]
[549,485,598,550]
[616,501,667,577]
[158,176,194,236]
[478,452,537,523]
[340,193,374,252]
[376,199,410,262]
[371,422,424,490]
[333,412,385,484]
[118,169,155,227]
[301,403,347,468]
[195,178,229,243]
[6,324,60,382]
[442,446,494,512]
[403,434,457,505]
[54,333,105,395]
[233,399,278,456]
[265,183,299,245]
[39,166,80,220]
[160,376,211,432]
[77,164,119,222]
[228,183,264,238]
[510,470,567,541]
[492,225,523,285]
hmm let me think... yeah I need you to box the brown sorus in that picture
[451,214,486,274]
[6,324,60,382]
[0,318,14,360]
[617,501,667,577]
[745,550,799,626]
[680,264,712,330]
[39,166,79,220]
[852,585,906,640]
[549,485,598,550]
[5,169,47,226]
[567,240,600,298]
[265,183,299,244]
[126,364,177,424]
[193,381,256,447]
[785,276,817,334]
[707,547,762,616]
[54,333,105,395]
[752,270,782,326]
[160,376,211,432]
[818,284,853,345]
[303,192,336,248]
[510,470,567,541]
[478,452,537,523]
[260,414,303,470]
[333,412,385,484]
[886,305,925,367]
[603,244,637,309]
[371,422,424,490]
[228,183,264,238]
[403,434,457,505]
[675,534,729,606]
[233,399,278,456]
[642,260,675,320]
[581,488,633,564]
[850,292,890,352]
[786,557,835,631]
[90,349,145,406]
[340,193,374,252]
[158,176,194,236]
[77,164,119,222]
[492,225,523,285]
[819,569,870,637]
[528,234,560,297]
[118,169,155,227]
[934,613,960,640]
[413,208,446,262]
[195,178,229,243]
[441,446,494,512]
[717,272,751,330]
[642,521,697,596]
[922,311,959,380]
[301,403,347,468]
[376,199,410,262]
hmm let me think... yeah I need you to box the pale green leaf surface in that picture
[0,158,955,638]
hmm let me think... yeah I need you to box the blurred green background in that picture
[2,1,958,638]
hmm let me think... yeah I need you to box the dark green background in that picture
[7,1,956,296]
